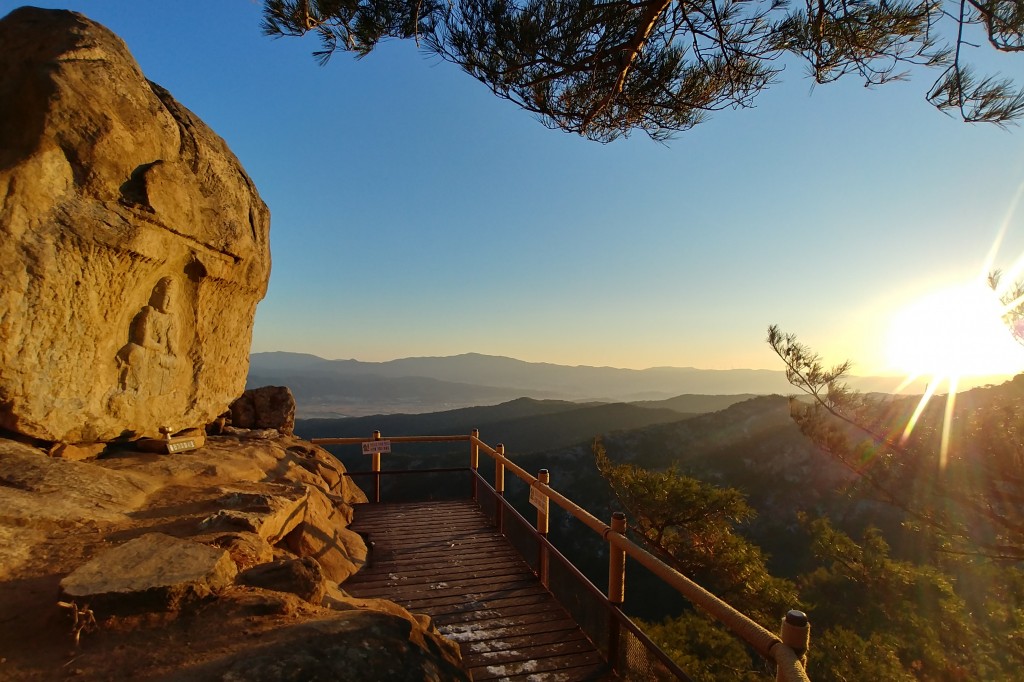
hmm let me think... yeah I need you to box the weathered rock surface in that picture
[230,385,296,435]
[0,432,468,679]
[212,611,469,682]
[59,532,238,612]
[0,438,159,528]
[49,441,107,462]
[199,483,311,544]
[284,486,368,582]
[197,531,274,572]
[0,7,271,442]
[240,556,329,603]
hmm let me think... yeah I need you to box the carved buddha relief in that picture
[116,276,180,396]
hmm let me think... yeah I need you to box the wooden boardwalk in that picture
[343,499,614,681]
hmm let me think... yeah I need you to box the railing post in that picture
[536,469,550,588]
[607,511,627,672]
[470,429,480,502]
[495,443,506,534]
[777,610,810,681]
[371,430,382,503]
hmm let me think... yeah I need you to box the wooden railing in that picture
[312,430,812,682]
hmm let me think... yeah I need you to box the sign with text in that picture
[529,485,547,511]
[167,438,198,454]
[361,440,392,455]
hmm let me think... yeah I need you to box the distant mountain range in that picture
[298,396,707,456]
[249,351,960,418]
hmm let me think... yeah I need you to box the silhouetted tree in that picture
[767,324,1024,562]
[990,269,1024,343]
[263,0,1024,141]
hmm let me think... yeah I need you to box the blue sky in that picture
[22,1,1024,378]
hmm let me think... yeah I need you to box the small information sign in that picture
[529,485,547,511]
[167,438,197,453]
[361,440,392,455]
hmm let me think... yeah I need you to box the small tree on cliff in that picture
[263,0,1024,141]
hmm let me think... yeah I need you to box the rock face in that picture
[0,7,271,442]
[213,611,469,682]
[230,386,296,435]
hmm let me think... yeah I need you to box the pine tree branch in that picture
[580,0,676,132]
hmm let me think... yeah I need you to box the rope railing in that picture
[312,430,811,682]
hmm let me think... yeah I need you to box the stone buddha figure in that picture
[116,276,179,395]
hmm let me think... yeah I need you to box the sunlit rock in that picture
[0,7,270,442]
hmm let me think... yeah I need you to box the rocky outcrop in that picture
[212,610,469,682]
[239,556,329,604]
[0,7,271,442]
[0,433,466,680]
[230,385,296,435]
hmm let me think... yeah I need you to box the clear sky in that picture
[21,1,1024,380]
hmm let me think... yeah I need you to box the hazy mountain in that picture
[252,352,799,417]
[295,396,695,458]
[630,394,760,414]
[247,365,550,418]
[252,351,1010,419]
[251,351,794,399]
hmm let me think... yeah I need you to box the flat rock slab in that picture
[60,532,236,612]
[0,439,158,526]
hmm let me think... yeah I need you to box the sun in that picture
[885,280,1024,380]
[884,278,1024,469]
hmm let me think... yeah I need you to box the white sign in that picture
[167,439,197,453]
[361,440,392,455]
[529,485,547,511]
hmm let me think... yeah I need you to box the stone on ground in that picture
[59,532,237,612]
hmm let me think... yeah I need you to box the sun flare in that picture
[885,281,1024,380]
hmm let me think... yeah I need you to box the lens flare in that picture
[886,280,1022,379]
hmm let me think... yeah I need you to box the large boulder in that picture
[229,385,296,435]
[0,7,271,442]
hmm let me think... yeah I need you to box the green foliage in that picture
[642,612,769,681]
[811,627,916,682]
[799,516,991,679]
[595,439,796,622]
[589,331,1024,679]
[262,0,1024,141]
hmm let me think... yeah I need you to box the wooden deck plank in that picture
[349,558,528,587]
[431,600,560,626]
[440,610,577,633]
[343,500,613,681]
[470,650,609,680]
[443,616,585,644]
[355,575,543,602]
[501,662,613,682]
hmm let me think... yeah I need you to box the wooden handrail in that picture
[314,431,810,682]
[312,434,471,445]
[471,435,809,681]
